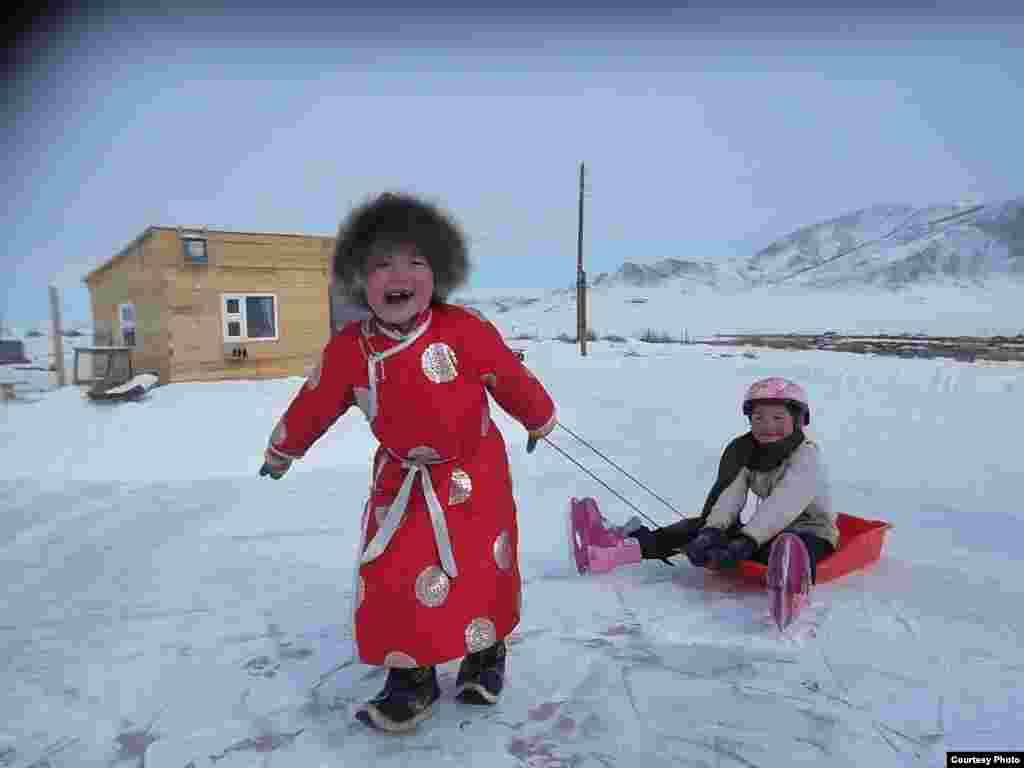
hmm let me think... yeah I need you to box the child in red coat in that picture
[261,193,557,732]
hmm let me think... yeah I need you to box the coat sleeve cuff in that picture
[527,412,557,439]
[266,445,300,462]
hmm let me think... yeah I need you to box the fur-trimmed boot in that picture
[455,639,507,705]
[355,665,440,732]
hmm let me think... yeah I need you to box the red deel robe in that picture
[267,303,556,667]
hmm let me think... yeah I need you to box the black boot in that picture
[630,518,704,564]
[355,665,440,732]
[455,639,506,705]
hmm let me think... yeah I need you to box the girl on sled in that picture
[260,192,557,732]
[575,377,838,584]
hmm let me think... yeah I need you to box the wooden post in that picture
[577,163,587,357]
[49,285,66,387]
[580,271,588,353]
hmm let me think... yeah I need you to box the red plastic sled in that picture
[736,513,892,585]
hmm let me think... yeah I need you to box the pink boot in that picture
[569,497,643,574]
[570,497,601,573]
[588,537,643,574]
[766,533,812,631]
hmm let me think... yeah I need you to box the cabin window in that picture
[221,294,278,342]
[118,302,136,347]
[182,237,208,264]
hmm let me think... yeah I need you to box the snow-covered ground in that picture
[3,322,1022,767]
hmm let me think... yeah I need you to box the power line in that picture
[771,205,986,285]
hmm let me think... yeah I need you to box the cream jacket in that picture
[703,440,838,548]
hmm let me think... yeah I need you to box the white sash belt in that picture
[360,453,458,578]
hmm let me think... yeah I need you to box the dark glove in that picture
[259,462,283,479]
[684,527,728,567]
[259,450,292,480]
[707,534,758,570]
[657,517,705,550]
[628,526,675,566]
[526,420,556,454]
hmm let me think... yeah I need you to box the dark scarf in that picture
[653,428,806,555]
[746,429,805,472]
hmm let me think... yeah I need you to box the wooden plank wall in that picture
[165,231,332,383]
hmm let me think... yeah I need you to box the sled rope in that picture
[554,422,684,520]
[541,435,661,528]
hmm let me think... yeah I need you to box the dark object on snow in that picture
[0,339,29,365]
[456,639,506,705]
[355,665,440,732]
[76,346,159,401]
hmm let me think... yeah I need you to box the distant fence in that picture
[704,332,1024,363]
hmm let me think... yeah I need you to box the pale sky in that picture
[5,2,1023,328]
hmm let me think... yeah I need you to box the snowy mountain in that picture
[568,198,1024,293]
[458,198,1024,338]
[752,200,1023,289]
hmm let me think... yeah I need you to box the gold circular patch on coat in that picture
[383,651,418,669]
[414,565,451,608]
[465,617,497,654]
[493,530,512,571]
[448,468,472,505]
[421,342,458,384]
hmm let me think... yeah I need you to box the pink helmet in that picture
[742,377,810,426]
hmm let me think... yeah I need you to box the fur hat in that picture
[332,192,471,308]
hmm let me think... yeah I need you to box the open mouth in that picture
[384,289,414,305]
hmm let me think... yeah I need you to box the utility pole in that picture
[49,285,66,387]
[577,162,588,357]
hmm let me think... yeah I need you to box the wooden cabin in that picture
[83,226,366,384]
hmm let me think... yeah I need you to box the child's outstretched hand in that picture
[526,420,556,454]
[259,450,292,480]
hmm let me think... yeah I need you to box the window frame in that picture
[181,236,208,264]
[221,293,279,342]
[118,302,137,347]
